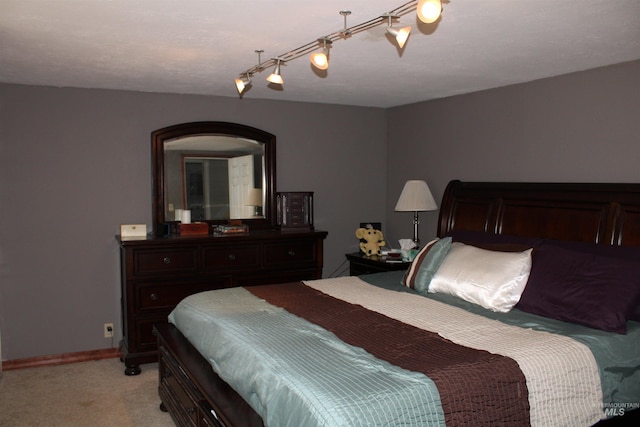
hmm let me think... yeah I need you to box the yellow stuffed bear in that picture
[355,226,386,256]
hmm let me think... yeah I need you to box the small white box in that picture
[120,224,147,237]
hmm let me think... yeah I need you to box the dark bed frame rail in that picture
[157,180,640,427]
[438,180,640,246]
[156,323,264,427]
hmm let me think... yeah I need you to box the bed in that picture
[155,180,640,427]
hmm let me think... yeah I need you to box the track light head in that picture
[234,74,252,95]
[384,15,411,49]
[310,38,332,70]
[310,52,329,70]
[417,0,442,24]
[266,59,284,85]
[386,25,412,48]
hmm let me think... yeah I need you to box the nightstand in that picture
[345,252,411,276]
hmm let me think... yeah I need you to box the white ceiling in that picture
[1,1,639,108]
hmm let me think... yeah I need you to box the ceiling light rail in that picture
[235,0,443,96]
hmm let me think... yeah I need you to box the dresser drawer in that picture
[136,316,168,350]
[159,347,201,427]
[199,401,225,427]
[286,192,306,206]
[202,245,260,270]
[264,241,315,265]
[136,279,232,312]
[133,248,198,276]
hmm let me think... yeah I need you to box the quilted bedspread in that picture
[169,276,603,426]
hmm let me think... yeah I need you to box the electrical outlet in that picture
[104,323,114,338]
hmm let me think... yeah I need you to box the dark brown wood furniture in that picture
[345,252,410,275]
[119,121,332,376]
[438,180,640,246]
[152,122,278,231]
[276,192,314,229]
[118,229,327,376]
[156,322,263,427]
[155,180,640,426]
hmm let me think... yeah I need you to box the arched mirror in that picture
[152,122,276,232]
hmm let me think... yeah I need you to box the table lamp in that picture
[394,180,438,248]
[246,188,263,217]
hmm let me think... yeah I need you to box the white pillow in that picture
[428,242,533,312]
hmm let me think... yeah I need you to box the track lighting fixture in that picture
[310,38,332,70]
[234,73,252,95]
[384,15,412,49]
[234,0,447,97]
[417,0,442,24]
[234,50,262,95]
[266,59,284,85]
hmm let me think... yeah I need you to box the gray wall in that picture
[385,60,640,246]
[1,59,639,361]
[0,85,387,360]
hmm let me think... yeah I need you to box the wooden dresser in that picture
[118,229,327,375]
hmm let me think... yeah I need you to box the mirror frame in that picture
[152,121,277,232]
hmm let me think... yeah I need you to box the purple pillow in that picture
[542,239,640,321]
[517,244,640,333]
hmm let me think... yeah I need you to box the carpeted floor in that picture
[0,358,174,426]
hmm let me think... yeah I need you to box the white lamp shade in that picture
[246,188,263,207]
[395,180,438,211]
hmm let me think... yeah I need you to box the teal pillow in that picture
[402,237,452,294]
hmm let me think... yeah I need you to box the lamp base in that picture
[412,211,421,249]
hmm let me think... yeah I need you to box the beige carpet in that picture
[0,358,174,426]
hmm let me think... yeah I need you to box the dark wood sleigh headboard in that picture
[438,180,640,247]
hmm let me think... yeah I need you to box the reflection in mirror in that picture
[152,122,277,232]
[164,135,264,221]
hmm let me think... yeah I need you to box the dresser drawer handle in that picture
[150,293,159,301]
[228,254,236,261]
[288,250,296,257]
[163,257,171,265]
[187,407,195,414]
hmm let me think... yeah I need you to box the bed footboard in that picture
[155,323,263,427]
